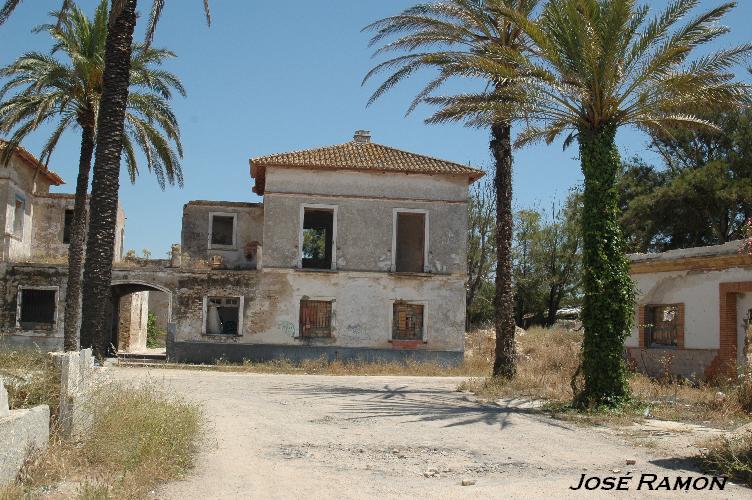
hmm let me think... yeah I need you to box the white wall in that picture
[629,266,752,349]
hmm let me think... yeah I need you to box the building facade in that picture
[628,241,752,380]
[0,132,482,364]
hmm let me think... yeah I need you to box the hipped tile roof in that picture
[0,141,65,186]
[250,136,484,195]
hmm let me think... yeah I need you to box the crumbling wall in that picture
[181,201,263,270]
[29,194,75,263]
[117,291,149,352]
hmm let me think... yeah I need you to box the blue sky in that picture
[1,0,750,256]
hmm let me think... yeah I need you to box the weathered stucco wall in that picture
[171,268,464,351]
[30,195,74,262]
[181,201,263,270]
[261,168,468,274]
[118,291,149,352]
[629,266,752,350]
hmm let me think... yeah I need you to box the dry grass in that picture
[459,327,752,429]
[0,348,61,420]
[0,350,204,500]
[700,430,752,487]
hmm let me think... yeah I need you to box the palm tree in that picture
[495,0,751,406]
[364,0,540,378]
[0,0,185,351]
[72,0,209,356]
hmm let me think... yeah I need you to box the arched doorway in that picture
[109,281,172,354]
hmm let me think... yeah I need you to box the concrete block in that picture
[0,405,49,486]
[0,378,9,419]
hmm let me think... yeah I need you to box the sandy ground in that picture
[111,367,746,499]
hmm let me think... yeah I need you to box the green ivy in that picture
[576,125,635,408]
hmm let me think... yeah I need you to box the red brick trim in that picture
[707,282,752,378]
[638,303,684,348]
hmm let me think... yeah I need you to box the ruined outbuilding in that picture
[628,241,752,379]
[0,132,483,364]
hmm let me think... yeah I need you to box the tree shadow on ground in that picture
[265,382,575,431]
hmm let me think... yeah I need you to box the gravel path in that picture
[112,368,745,499]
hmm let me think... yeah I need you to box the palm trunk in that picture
[79,0,137,356]
[577,126,634,407]
[491,121,516,378]
[62,124,95,351]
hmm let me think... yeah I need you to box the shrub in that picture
[701,431,752,487]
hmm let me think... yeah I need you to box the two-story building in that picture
[1,132,482,364]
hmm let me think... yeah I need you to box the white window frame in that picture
[391,208,430,273]
[208,212,238,250]
[295,295,336,339]
[389,299,428,343]
[298,204,338,270]
[16,285,59,330]
[201,295,244,336]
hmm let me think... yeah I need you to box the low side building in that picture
[628,241,752,380]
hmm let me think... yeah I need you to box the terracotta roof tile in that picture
[250,136,484,195]
[0,141,65,186]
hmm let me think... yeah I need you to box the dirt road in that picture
[112,368,743,499]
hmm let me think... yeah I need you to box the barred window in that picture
[392,302,424,340]
[299,300,332,338]
[18,288,56,331]
[646,304,679,347]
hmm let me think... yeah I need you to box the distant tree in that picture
[0,0,184,351]
[513,191,582,327]
[466,181,496,328]
[618,108,752,253]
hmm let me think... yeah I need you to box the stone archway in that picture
[109,280,173,354]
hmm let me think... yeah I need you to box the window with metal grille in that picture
[299,300,333,338]
[646,304,679,347]
[392,302,424,340]
[18,288,56,330]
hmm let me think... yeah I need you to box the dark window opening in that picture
[395,212,425,273]
[392,301,424,340]
[206,296,240,335]
[299,299,333,338]
[646,305,679,347]
[19,288,56,331]
[63,209,74,244]
[13,196,25,237]
[211,215,235,247]
[302,209,333,269]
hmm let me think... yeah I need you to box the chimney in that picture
[353,130,371,143]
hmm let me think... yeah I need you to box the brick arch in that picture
[708,282,752,378]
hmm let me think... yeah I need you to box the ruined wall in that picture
[30,195,74,262]
[181,201,263,270]
[262,168,468,273]
[118,291,149,352]
[0,263,67,350]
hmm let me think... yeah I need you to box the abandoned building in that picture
[0,132,484,364]
[628,241,752,380]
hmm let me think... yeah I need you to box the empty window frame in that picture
[392,301,424,341]
[17,287,57,331]
[645,304,680,347]
[13,195,25,238]
[63,209,74,244]
[299,299,333,338]
[300,206,336,270]
[393,210,428,273]
[204,296,243,335]
[209,213,236,248]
